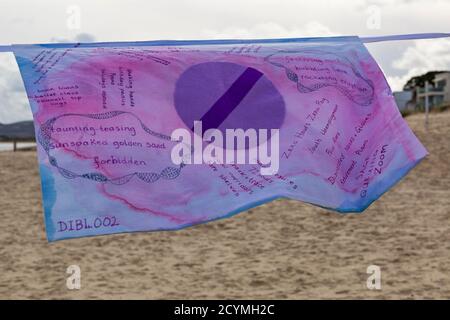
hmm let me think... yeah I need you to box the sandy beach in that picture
[0,110,449,299]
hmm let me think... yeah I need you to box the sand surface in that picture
[1,111,449,299]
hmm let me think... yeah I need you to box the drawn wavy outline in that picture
[38,111,184,185]
[264,49,375,106]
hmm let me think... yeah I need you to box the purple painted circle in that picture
[174,62,285,147]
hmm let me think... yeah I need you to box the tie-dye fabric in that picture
[11,36,427,241]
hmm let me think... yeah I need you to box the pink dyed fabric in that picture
[12,36,427,241]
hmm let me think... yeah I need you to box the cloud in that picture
[0,53,31,124]
[74,33,96,43]
[202,21,335,39]
[387,38,450,91]
[50,32,96,43]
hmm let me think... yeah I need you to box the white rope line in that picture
[0,33,449,52]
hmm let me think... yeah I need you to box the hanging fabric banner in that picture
[5,34,444,241]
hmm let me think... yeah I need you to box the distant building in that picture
[416,71,450,109]
[393,91,414,111]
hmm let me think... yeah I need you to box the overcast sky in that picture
[0,0,449,123]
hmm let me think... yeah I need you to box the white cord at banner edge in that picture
[0,33,449,52]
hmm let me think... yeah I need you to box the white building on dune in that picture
[416,72,450,109]
[394,71,450,112]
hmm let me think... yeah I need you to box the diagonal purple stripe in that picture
[192,67,264,132]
